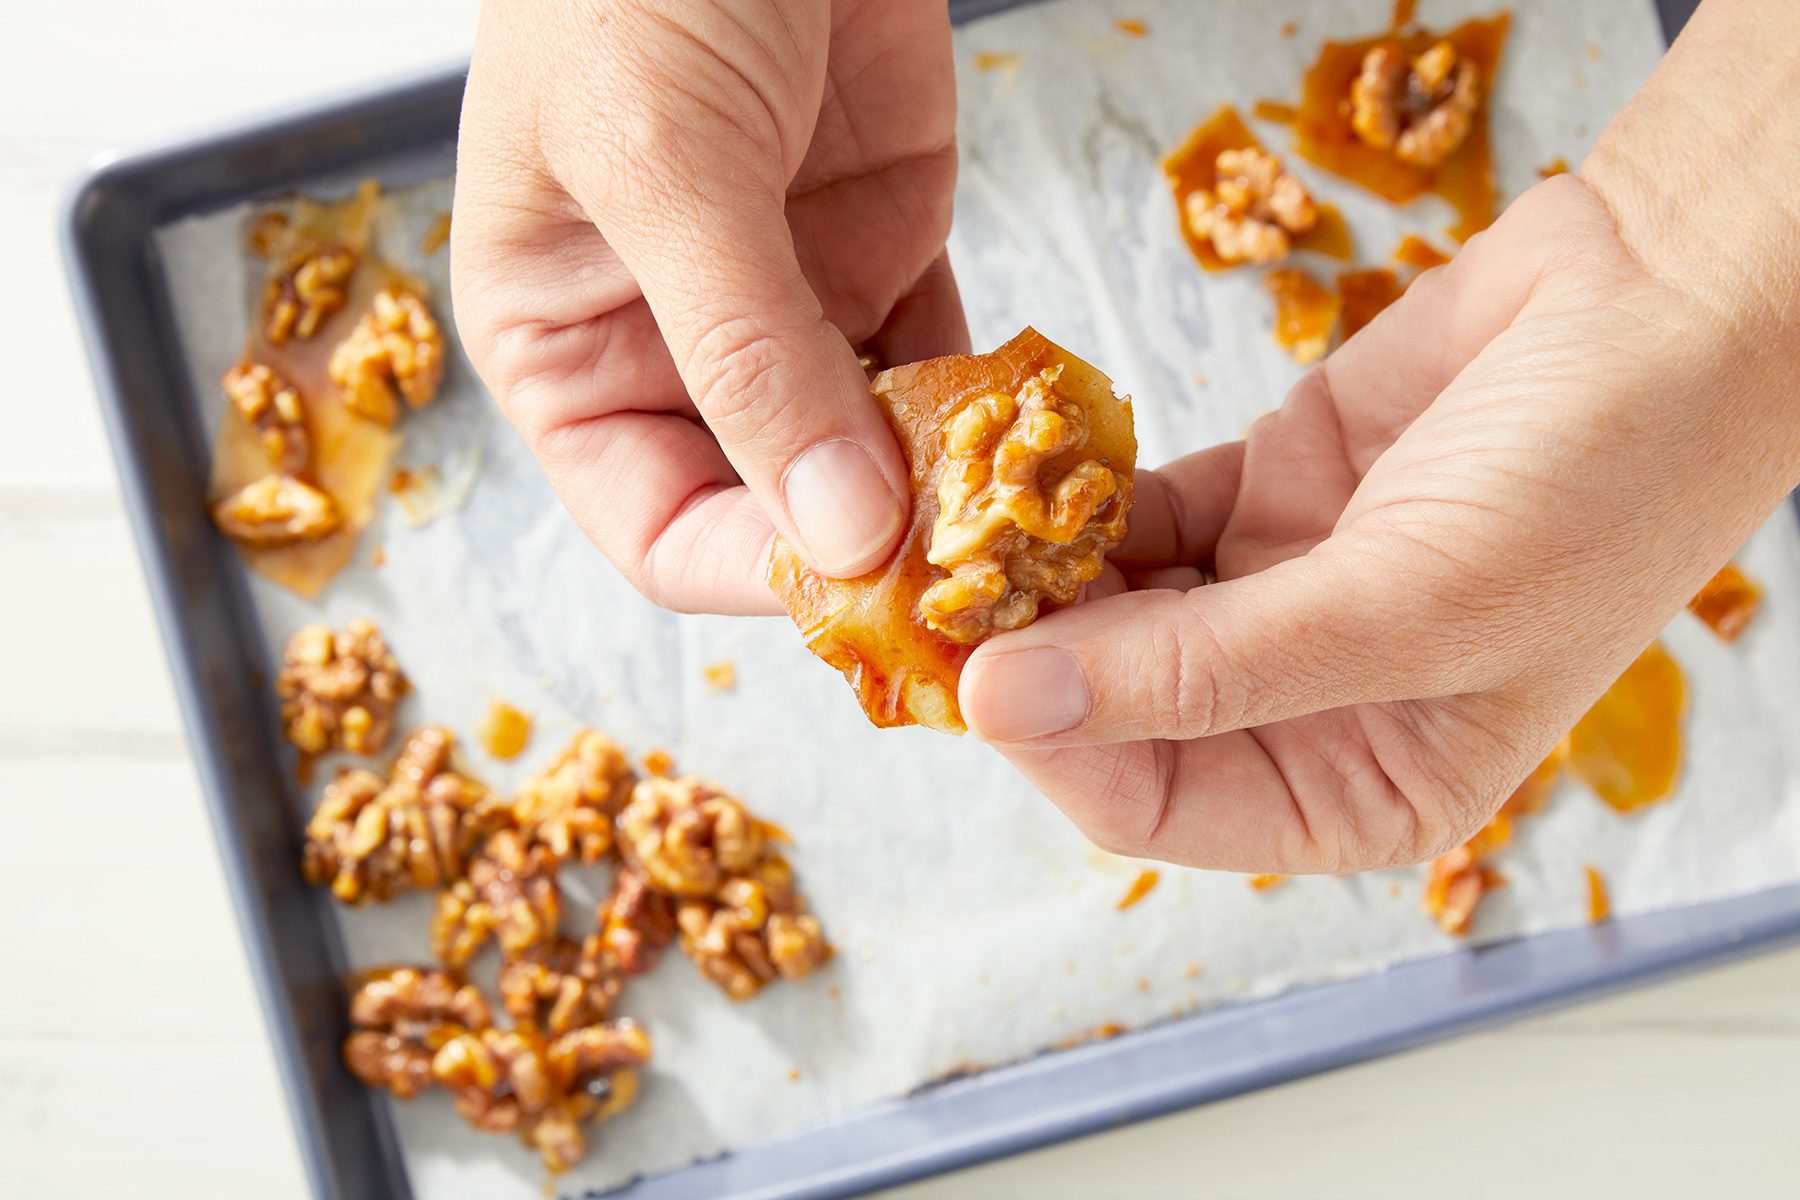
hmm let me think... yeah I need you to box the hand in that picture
[452,0,964,614]
[957,0,1800,874]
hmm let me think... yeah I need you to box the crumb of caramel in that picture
[642,749,675,778]
[478,700,533,761]
[420,211,452,256]
[1281,21,1299,38]
[1264,268,1339,364]
[1687,563,1762,641]
[1585,865,1611,923]
[1537,157,1570,179]
[974,52,1021,72]
[1393,234,1451,270]
[1248,874,1288,891]
[1115,18,1148,37]
[1116,868,1160,911]
[702,661,737,692]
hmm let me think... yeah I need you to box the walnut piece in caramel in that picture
[276,620,410,756]
[919,365,1131,643]
[1183,147,1318,265]
[432,1022,650,1173]
[431,829,562,968]
[616,775,766,897]
[342,966,490,1099]
[508,730,634,866]
[676,852,831,1001]
[592,866,677,976]
[1350,40,1481,169]
[498,939,623,1035]
[303,726,496,904]
[770,329,1135,732]
[262,243,359,344]
[211,474,341,547]
[223,361,310,474]
[329,288,446,426]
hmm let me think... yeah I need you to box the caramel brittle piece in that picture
[770,328,1134,732]
[329,287,446,426]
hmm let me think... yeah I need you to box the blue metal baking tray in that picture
[65,2,1790,1198]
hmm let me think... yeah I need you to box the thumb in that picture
[958,541,1477,745]
[560,118,910,579]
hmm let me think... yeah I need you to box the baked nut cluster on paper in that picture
[292,706,829,1172]
[770,327,1136,733]
[277,619,411,757]
[1184,146,1319,265]
[1350,40,1481,169]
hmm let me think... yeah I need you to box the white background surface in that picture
[4,1,1797,1197]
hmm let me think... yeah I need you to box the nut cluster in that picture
[329,287,446,426]
[1350,40,1481,169]
[303,726,497,904]
[262,243,359,344]
[1183,147,1318,264]
[300,718,829,1171]
[223,361,310,474]
[918,367,1131,643]
[277,620,411,757]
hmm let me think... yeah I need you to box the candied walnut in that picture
[917,366,1131,643]
[431,829,561,968]
[676,853,831,1001]
[276,619,410,756]
[329,288,446,426]
[342,966,490,1099]
[433,1023,650,1173]
[223,361,309,473]
[508,730,633,865]
[262,243,359,344]
[770,329,1136,732]
[1183,147,1318,265]
[617,775,766,897]
[498,939,622,1035]
[211,474,341,547]
[303,727,496,904]
[1350,40,1481,168]
[591,866,676,976]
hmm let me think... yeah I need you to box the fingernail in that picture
[784,439,905,576]
[964,647,1091,742]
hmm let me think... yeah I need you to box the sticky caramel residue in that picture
[1116,869,1160,911]
[1567,641,1686,814]
[1391,0,1419,29]
[1687,563,1762,641]
[1584,865,1611,923]
[211,181,411,597]
[477,700,533,761]
[1248,874,1288,891]
[1162,105,1353,271]
[1115,18,1148,37]
[974,52,1021,73]
[1287,13,1512,241]
[1264,268,1340,363]
[1537,157,1570,179]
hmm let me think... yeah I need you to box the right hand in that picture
[452,0,965,614]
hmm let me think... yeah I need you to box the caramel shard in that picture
[1247,874,1288,891]
[1567,641,1686,814]
[329,287,446,426]
[703,660,737,692]
[1337,268,1404,339]
[1687,563,1762,641]
[770,329,1136,733]
[211,473,342,547]
[1393,234,1451,270]
[1265,268,1340,364]
[1584,865,1611,923]
[477,699,533,761]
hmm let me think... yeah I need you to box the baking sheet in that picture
[149,0,1800,1196]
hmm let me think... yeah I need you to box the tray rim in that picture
[62,4,1788,1198]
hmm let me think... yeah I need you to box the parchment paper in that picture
[153,1,1800,1195]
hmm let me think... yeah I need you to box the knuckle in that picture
[685,314,813,435]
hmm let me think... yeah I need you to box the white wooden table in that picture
[5,2,1796,1196]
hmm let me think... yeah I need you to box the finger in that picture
[558,121,910,582]
[863,253,970,367]
[1123,566,1209,592]
[959,535,1473,746]
[1110,441,1246,568]
[533,408,780,616]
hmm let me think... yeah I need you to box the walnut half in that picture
[769,329,1136,733]
[329,288,446,427]
[1350,40,1481,169]
[223,361,310,474]
[1183,147,1318,265]
[211,474,341,548]
[342,966,490,1099]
